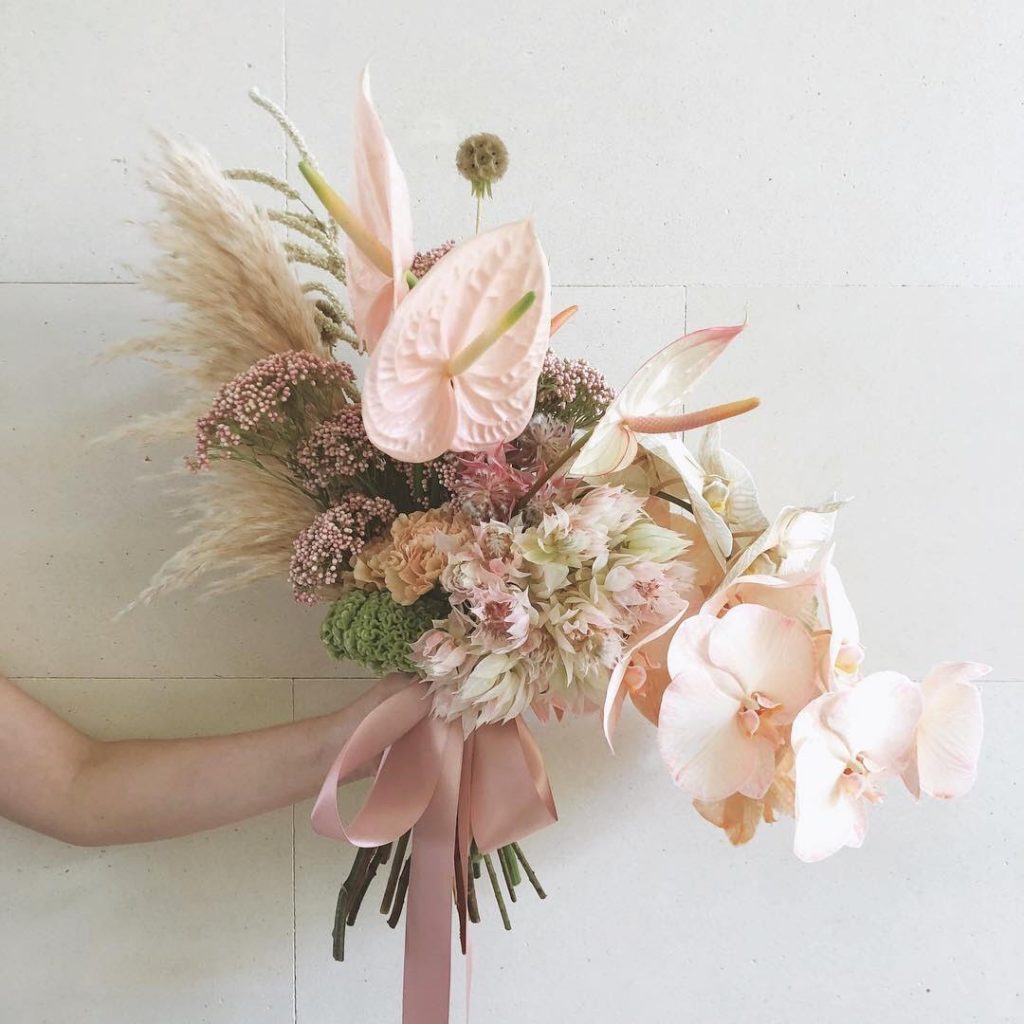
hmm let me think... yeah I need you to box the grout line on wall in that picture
[10,675,1024,685]
[290,676,298,1024]
[4,280,1024,291]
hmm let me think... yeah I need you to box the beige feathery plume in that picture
[110,137,329,440]
[128,460,320,608]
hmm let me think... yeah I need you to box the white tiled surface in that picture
[2,1,1022,1022]
[0,678,295,1024]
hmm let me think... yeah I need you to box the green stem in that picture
[511,842,546,900]
[380,831,411,916]
[497,846,518,902]
[654,490,694,514]
[347,844,391,926]
[483,853,512,931]
[387,857,413,929]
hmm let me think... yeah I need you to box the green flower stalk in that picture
[321,589,446,673]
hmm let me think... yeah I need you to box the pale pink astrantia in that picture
[902,662,988,801]
[658,605,820,802]
[792,671,923,863]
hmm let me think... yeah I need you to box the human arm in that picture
[0,674,404,846]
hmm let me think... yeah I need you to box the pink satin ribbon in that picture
[311,675,558,1024]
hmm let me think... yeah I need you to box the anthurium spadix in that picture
[570,324,759,478]
[362,219,551,462]
[902,662,987,801]
[300,68,414,352]
[791,672,923,862]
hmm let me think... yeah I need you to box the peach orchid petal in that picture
[571,324,745,478]
[348,68,414,351]
[603,607,688,747]
[362,219,551,462]
[792,672,923,862]
[903,662,987,800]
[659,606,819,803]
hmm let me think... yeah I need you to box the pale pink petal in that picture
[738,736,777,800]
[793,731,867,863]
[658,660,754,802]
[823,671,923,771]
[707,604,820,720]
[702,571,821,623]
[570,416,636,477]
[666,614,724,689]
[362,219,550,462]
[912,662,987,800]
[603,607,688,747]
[617,324,745,419]
[349,68,414,351]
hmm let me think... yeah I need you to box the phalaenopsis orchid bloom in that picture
[791,671,923,862]
[902,661,987,801]
[658,604,821,802]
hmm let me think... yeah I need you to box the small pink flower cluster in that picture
[409,240,455,279]
[295,405,382,488]
[193,351,355,468]
[289,493,397,603]
[535,353,616,426]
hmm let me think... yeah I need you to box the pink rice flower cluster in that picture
[193,351,355,469]
[410,485,696,727]
[289,493,397,604]
[535,352,616,427]
[409,240,455,279]
[295,405,382,488]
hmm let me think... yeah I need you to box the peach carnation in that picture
[354,504,472,605]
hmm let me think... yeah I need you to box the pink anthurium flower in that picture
[658,604,820,802]
[346,68,415,351]
[792,671,923,862]
[362,219,551,463]
[570,325,758,478]
[902,662,987,800]
[300,68,414,352]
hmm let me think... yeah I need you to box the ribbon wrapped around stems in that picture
[311,675,557,1024]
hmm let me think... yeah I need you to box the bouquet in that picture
[115,69,986,1024]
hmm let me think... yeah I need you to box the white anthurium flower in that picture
[792,671,923,862]
[717,498,845,592]
[902,662,988,800]
[638,427,767,568]
[570,325,759,478]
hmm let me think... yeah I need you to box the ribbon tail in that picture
[403,722,464,1024]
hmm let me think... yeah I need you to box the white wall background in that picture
[1,2,1021,1021]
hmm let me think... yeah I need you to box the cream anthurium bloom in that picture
[902,662,987,800]
[792,671,923,863]
[658,604,820,803]
[678,424,767,564]
[571,325,756,478]
[718,499,844,592]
